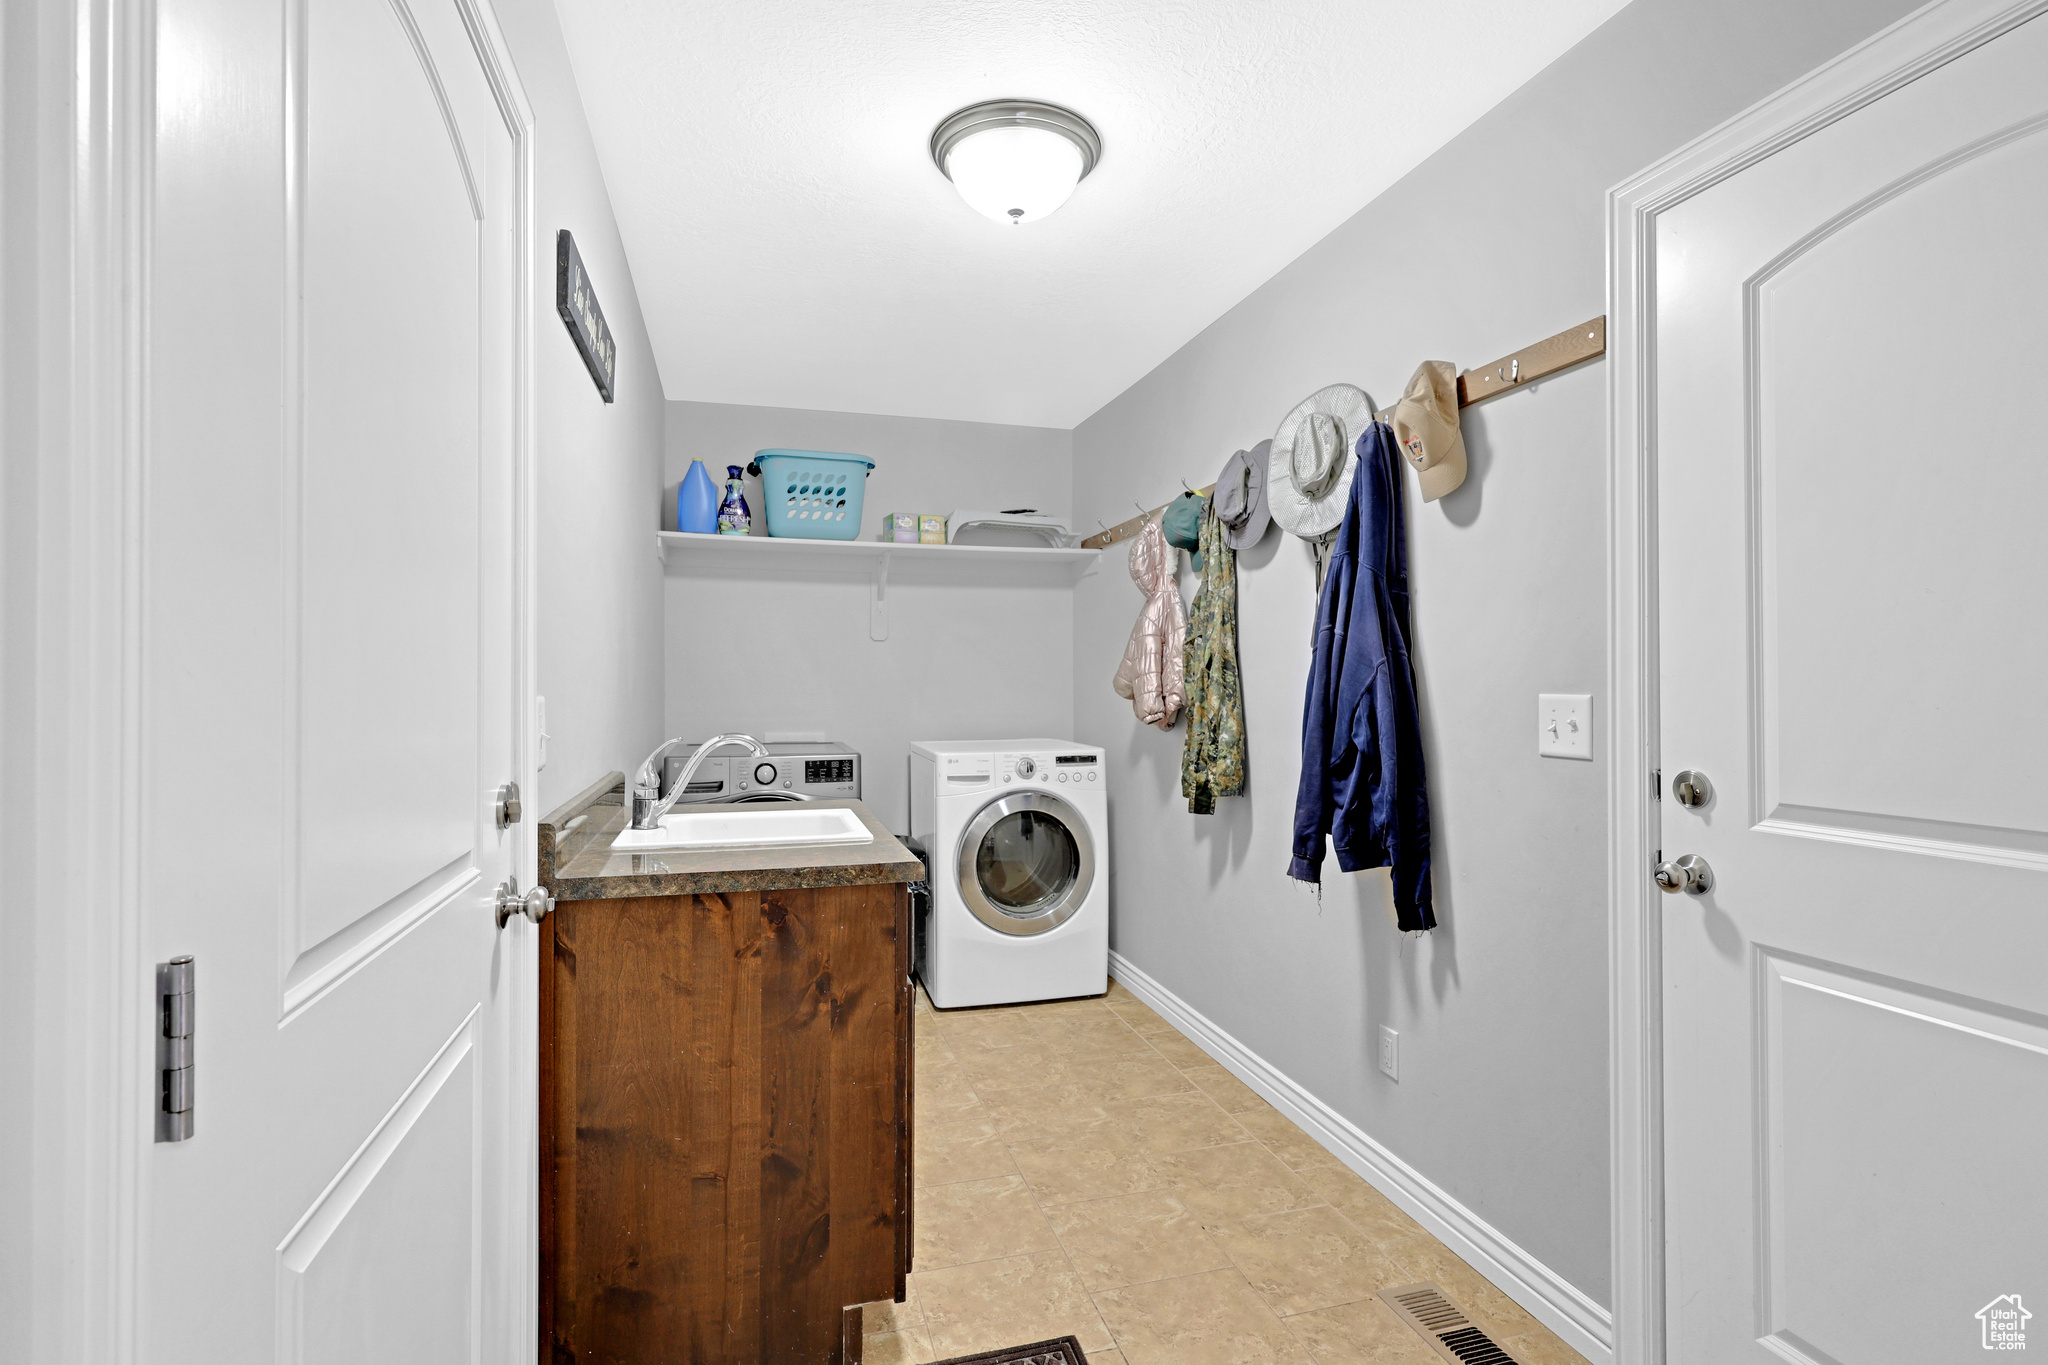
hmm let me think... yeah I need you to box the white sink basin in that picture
[610,804,875,854]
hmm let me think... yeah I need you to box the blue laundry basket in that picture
[750,450,875,540]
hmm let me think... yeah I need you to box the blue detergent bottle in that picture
[677,459,719,533]
[717,465,752,535]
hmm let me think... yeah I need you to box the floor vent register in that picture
[1379,1282,1532,1365]
[927,1337,1087,1365]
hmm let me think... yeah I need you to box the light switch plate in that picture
[1539,693,1593,760]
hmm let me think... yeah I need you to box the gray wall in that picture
[665,401,1075,830]
[1071,0,1919,1310]
[501,0,668,814]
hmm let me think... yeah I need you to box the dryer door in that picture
[956,791,1095,937]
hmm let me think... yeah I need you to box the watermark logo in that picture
[1979,1295,2030,1351]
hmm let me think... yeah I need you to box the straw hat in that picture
[1269,384,1373,538]
[1390,360,1467,501]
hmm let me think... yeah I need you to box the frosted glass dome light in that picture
[947,126,1082,224]
[931,100,1101,226]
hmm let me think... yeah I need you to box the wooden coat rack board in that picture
[1079,315,1606,550]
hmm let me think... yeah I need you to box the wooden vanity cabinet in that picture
[539,880,912,1364]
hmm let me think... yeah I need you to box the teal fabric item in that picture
[1162,490,1206,571]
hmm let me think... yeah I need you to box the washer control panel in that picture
[999,751,1101,786]
[805,757,856,785]
[1056,753,1099,784]
[663,741,861,803]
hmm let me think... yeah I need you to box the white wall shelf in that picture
[656,530,1097,581]
[656,530,1100,640]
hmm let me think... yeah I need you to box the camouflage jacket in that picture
[1181,499,1247,814]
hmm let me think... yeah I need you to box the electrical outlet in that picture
[1378,1025,1399,1081]
[1538,693,1593,760]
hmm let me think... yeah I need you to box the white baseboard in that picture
[1109,950,1614,1365]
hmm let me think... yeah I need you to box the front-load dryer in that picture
[910,738,1108,1008]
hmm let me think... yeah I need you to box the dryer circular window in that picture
[956,790,1096,936]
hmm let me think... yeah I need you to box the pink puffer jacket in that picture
[1112,515,1185,729]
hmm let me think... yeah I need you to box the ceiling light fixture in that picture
[930,99,1101,226]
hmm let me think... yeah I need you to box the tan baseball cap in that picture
[1390,360,1466,502]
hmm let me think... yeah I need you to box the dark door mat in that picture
[931,1336,1088,1365]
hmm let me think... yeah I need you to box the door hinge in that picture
[156,956,194,1143]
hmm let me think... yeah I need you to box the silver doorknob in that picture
[1671,770,1713,808]
[494,877,554,928]
[1653,854,1713,896]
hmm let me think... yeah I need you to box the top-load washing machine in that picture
[910,738,1109,1009]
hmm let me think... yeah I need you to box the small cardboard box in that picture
[885,512,918,544]
[919,515,947,545]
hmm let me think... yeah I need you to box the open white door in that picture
[143,0,536,1356]
[1615,2,2048,1361]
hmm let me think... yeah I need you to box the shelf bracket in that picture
[870,552,890,642]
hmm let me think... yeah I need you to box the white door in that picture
[145,0,534,1357]
[1650,5,2048,1361]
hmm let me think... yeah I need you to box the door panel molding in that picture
[279,0,491,1001]
[275,1007,483,1362]
[382,0,485,219]
[281,857,481,1023]
[1742,112,2048,871]
[1606,2,2048,1360]
[1754,807,2048,872]
[1752,949,2048,1362]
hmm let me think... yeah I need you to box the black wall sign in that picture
[555,229,616,403]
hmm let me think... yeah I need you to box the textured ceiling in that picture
[555,0,1628,428]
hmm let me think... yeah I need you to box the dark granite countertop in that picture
[537,771,922,901]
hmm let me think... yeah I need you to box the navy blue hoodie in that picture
[1287,422,1435,930]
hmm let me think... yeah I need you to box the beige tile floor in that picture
[858,980,1593,1365]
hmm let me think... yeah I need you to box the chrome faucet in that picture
[630,733,769,830]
